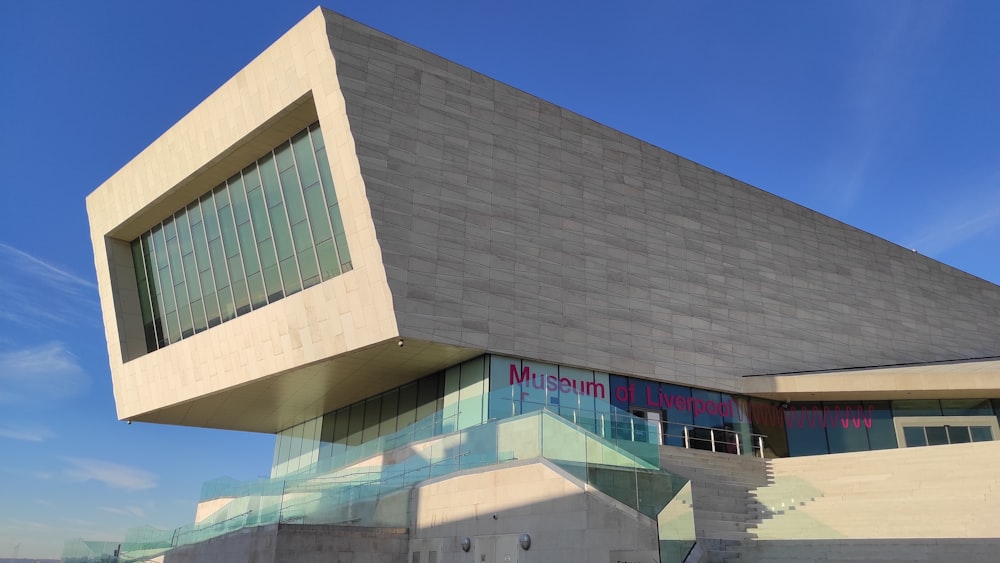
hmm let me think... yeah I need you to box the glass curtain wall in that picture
[130,123,352,353]
[272,356,489,478]
[273,353,1000,476]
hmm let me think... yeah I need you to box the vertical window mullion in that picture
[170,211,196,338]
[289,130,325,289]
[180,205,208,334]
[131,239,157,352]
[215,182,252,316]
[201,191,235,322]
[189,200,222,328]
[274,142,306,294]
[260,151,294,296]
[127,122,350,353]
[299,129,341,282]
[311,124,352,270]
[141,234,165,349]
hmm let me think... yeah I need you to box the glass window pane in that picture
[416,374,441,422]
[282,167,307,226]
[303,183,333,245]
[379,389,399,436]
[940,399,993,416]
[228,175,250,226]
[947,425,971,444]
[891,400,942,417]
[784,404,830,456]
[903,426,927,447]
[332,408,350,444]
[298,248,320,289]
[864,401,897,450]
[925,426,948,446]
[291,220,314,255]
[334,232,351,269]
[309,123,325,150]
[271,202,294,260]
[243,163,261,191]
[279,257,301,296]
[128,122,349,352]
[362,397,381,444]
[258,239,283,302]
[275,141,294,171]
[291,130,319,187]
[971,426,993,442]
[315,239,341,280]
[397,382,418,430]
[458,357,486,430]
[347,403,365,446]
[824,403,870,454]
[248,184,272,241]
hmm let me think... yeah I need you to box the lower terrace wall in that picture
[163,524,408,563]
[409,459,660,563]
[742,440,1000,562]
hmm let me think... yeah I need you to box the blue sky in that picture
[2,1,1000,557]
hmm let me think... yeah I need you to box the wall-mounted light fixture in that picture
[460,537,471,552]
[519,533,531,550]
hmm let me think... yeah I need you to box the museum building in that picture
[83,7,1000,563]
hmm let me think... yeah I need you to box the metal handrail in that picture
[632,418,768,457]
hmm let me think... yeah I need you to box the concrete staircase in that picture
[738,440,1000,562]
[658,447,769,562]
[659,440,1000,562]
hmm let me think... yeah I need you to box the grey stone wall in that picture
[324,10,1000,391]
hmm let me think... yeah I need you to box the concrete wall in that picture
[86,8,406,431]
[739,441,1000,562]
[408,460,659,563]
[658,446,768,562]
[163,524,408,563]
[325,9,1000,391]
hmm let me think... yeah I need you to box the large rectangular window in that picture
[129,123,351,352]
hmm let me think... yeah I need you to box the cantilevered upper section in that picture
[88,8,1000,433]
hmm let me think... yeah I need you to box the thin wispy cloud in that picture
[905,174,1000,257]
[0,343,89,403]
[100,505,146,518]
[59,457,158,491]
[828,4,950,212]
[0,242,100,330]
[0,423,54,442]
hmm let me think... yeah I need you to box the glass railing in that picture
[111,390,695,562]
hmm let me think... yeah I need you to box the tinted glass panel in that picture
[925,426,948,446]
[864,401,897,450]
[903,426,927,447]
[784,404,829,456]
[129,123,349,353]
[947,425,971,444]
[971,426,993,442]
[891,400,941,417]
[941,399,993,416]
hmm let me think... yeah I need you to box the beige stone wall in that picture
[753,440,1000,540]
[86,8,399,430]
[409,460,659,563]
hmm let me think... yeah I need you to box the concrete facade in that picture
[85,6,1000,563]
[87,7,1000,434]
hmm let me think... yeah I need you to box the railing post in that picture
[758,435,764,458]
[710,429,716,452]
[735,433,741,455]
[683,426,690,449]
